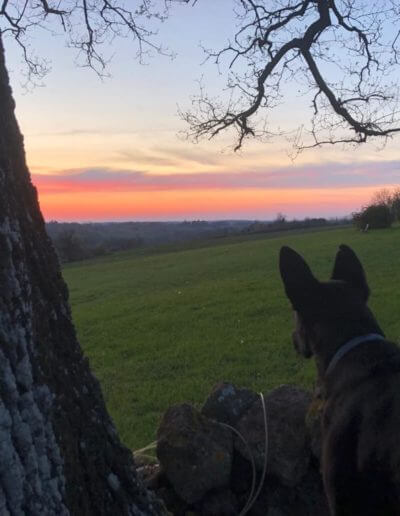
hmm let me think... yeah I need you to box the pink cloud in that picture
[31,160,400,195]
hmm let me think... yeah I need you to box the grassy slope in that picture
[63,226,400,450]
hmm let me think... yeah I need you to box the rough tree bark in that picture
[0,34,164,516]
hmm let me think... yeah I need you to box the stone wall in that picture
[141,383,328,516]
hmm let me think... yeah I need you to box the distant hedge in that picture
[353,203,394,230]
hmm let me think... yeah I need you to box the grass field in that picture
[63,226,400,451]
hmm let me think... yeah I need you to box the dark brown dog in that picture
[279,244,400,516]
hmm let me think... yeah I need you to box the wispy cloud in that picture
[152,145,221,166]
[112,145,223,168]
[27,128,142,137]
[32,160,400,195]
[114,150,179,167]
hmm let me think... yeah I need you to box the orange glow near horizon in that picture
[37,185,382,221]
[31,154,400,221]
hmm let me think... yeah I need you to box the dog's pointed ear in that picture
[279,246,320,312]
[331,244,369,301]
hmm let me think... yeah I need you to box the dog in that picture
[279,244,400,516]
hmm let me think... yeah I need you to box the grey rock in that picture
[267,508,287,516]
[236,385,312,486]
[265,464,329,516]
[156,486,189,516]
[199,488,238,516]
[201,382,259,427]
[157,403,233,504]
[240,463,328,516]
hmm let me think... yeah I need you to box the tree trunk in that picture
[0,34,164,515]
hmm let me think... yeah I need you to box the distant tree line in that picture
[353,188,400,230]
[243,215,350,236]
[47,194,400,265]
[48,225,144,263]
[47,217,350,263]
[46,220,251,263]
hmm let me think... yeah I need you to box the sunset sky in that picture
[4,1,400,222]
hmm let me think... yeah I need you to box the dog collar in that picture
[326,333,386,376]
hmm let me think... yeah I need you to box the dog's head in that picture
[279,244,374,358]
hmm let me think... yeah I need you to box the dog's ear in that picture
[279,246,320,313]
[331,244,370,301]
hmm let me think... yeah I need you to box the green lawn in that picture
[63,226,400,450]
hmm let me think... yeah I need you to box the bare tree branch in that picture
[0,0,191,81]
[181,0,400,152]
[1,0,400,153]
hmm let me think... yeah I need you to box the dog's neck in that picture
[312,316,384,380]
[325,333,386,376]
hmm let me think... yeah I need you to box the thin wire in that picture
[147,393,269,515]
[220,422,256,515]
[133,441,157,456]
[242,392,268,514]
[222,391,269,516]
